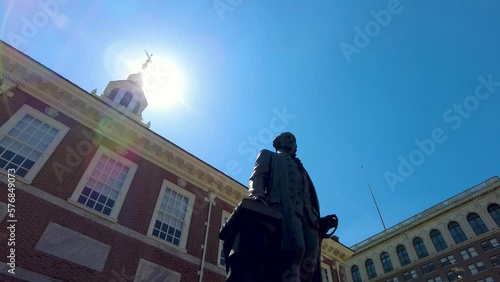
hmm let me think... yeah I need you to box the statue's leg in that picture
[299,221,320,282]
[279,216,305,282]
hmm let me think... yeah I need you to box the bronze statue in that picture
[220,132,338,282]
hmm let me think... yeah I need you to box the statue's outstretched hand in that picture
[319,214,338,239]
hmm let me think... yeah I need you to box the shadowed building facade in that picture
[0,41,352,282]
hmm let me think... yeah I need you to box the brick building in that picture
[344,177,500,282]
[0,40,352,281]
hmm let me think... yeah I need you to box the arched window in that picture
[108,88,119,101]
[351,265,362,282]
[120,91,133,107]
[380,252,393,273]
[430,229,448,252]
[132,101,141,114]
[365,259,377,279]
[488,204,500,226]
[413,237,429,259]
[397,245,411,266]
[467,213,489,236]
[448,221,467,244]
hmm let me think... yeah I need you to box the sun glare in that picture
[104,41,187,110]
[128,56,186,109]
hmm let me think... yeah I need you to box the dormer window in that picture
[120,91,133,107]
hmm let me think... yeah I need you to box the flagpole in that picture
[361,165,387,231]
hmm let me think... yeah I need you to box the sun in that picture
[122,54,186,110]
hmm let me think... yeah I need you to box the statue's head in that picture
[273,132,297,155]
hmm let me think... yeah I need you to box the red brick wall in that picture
[0,88,228,281]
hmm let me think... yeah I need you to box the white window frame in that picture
[69,146,138,221]
[0,105,69,182]
[218,210,231,267]
[147,179,195,250]
[321,262,333,282]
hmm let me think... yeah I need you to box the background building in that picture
[345,176,500,282]
[0,41,352,282]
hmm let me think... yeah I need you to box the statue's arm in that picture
[248,150,272,199]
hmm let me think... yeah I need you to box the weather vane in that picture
[142,49,153,70]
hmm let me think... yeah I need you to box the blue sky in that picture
[2,0,500,248]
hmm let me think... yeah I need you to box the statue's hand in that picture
[247,195,267,205]
[319,214,338,239]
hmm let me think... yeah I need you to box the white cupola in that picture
[100,72,148,119]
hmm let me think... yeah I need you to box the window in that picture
[148,179,195,249]
[467,261,486,275]
[366,259,377,279]
[446,271,460,282]
[403,269,417,281]
[70,146,137,219]
[426,276,442,282]
[489,254,500,267]
[421,262,436,274]
[413,237,429,259]
[468,213,489,236]
[386,277,399,282]
[488,204,500,226]
[460,247,478,260]
[108,88,119,101]
[439,255,456,267]
[132,101,141,114]
[481,238,499,251]
[430,229,448,252]
[381,252,394,273]
[397,245,411,266]
[476,277,494,282]
[0,105,69,181]
[321,263,332,282]
[351,265,362,282]
[120,91,133,107]
[218,211,231,266]
[448,221,468,244]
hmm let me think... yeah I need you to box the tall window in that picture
[321,263,333,282]
[448,221,467,244]
[397,245,411,266]
[381,252,393,273]
[430,229,448,252]
[218,211,231,266]
[120,91,133,107]
[351,265,362,282]
[108,88,119,101]
[413,237,429,259]
[467,213,489,236]
[132,101,141,114]
[366,259,377,279]
[488,204,500,226]
[70,147,137,219]
[0,105,69,181]
[148,179,195,249]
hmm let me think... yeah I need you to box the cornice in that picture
[321,239,354,263]
[0,46,248,207]
[350,179,500,256]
